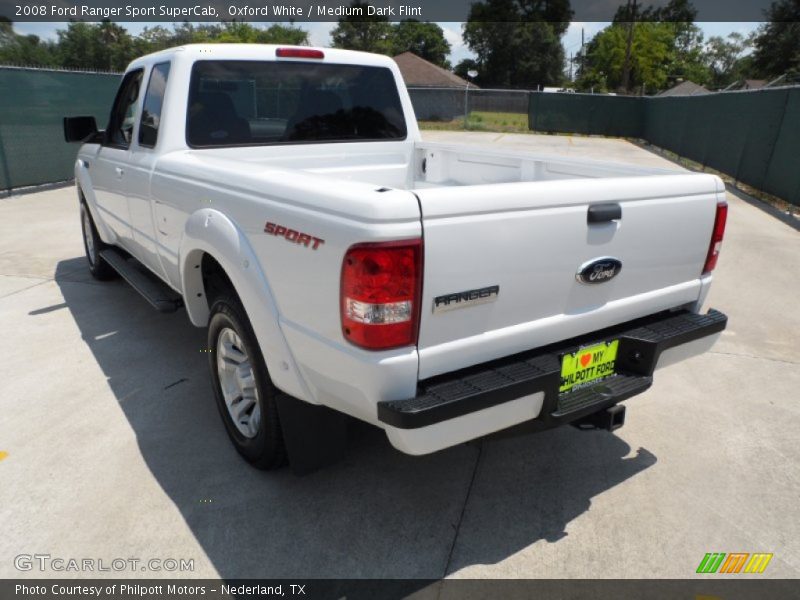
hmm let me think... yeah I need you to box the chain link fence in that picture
[407,87,531,121]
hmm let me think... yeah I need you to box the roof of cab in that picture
[126,44,399,72]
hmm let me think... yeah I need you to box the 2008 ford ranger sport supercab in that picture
[64,44,728,473]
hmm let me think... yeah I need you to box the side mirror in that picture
[64,116,102,143]
[139,122,157,147]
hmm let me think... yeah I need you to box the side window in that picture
[106,69,144,148]
[139,62,171,148]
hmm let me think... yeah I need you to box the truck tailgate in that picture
[415,173,724,379]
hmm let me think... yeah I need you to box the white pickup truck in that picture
[64,44,728,473]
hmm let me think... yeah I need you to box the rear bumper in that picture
[379,309,726,451]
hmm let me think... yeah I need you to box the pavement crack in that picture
[443,442,482,578]
[0,278,50,300]
[708,350,799,366]
[163,378,189,390]
[0,271,109,301]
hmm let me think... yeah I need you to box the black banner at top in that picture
[1,0,780,23]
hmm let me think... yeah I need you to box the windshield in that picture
[186,60,407,147]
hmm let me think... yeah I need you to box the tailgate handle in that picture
[588,203,622,224]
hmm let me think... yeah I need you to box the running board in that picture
[99,249,183,313]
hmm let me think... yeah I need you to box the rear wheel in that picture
[80,202,116,280]
[208,295,286,469]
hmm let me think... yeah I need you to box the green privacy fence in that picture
[0,67,120,192]
[3,67,798,208]
[529,89,800,206]
[529,92,645,138]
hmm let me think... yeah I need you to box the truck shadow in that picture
[54,257,657,579]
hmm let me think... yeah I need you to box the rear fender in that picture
[180,208,312,402]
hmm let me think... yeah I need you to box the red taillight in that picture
[276,48,324,59]
[341,240,423,350]
[703,201,728,274]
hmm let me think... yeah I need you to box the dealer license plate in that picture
[559,340,619,394]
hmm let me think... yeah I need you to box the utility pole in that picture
[581,27,585,66]
[464,69,478,129]
[621,0,637,94]
[569,52,573,81]
[580,27,585,82]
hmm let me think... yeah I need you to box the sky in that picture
[13,21,762,66]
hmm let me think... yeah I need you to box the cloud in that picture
[304,22,336,47]
[438,22,474,64]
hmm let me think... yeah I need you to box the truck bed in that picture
[186,141,680,193]
[410,142,679,189]
[173,141,721,383]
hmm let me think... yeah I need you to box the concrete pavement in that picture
[0,132,798,580]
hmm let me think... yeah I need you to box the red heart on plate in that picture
[580,353,591,367]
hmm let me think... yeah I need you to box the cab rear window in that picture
[186,60,407,147]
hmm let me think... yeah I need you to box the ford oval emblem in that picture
[577,257,622,284]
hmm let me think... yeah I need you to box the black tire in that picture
[80,201,116,280]
[208,294,286,470]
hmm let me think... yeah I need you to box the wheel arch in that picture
[179,208,313,403]
[75,161,116,246]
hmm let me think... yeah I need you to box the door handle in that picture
[588,203,622,224]
[114,167,124,178]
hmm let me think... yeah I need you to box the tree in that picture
[751,0,800,79]
[14,34,58,66]
[0,18,57,66]
[56,21,137,71]
[663,23,707,85]
[653,1,707,85]
[256,23,308,45]
[168,22,224,45]
[97,21,137,71]
[463,0,572,88]
[578,0,711,94]
[612,0,697,22]
[55,22,102,70]
[214,22,308,45]
[391,20,450,68]
[705,32,753,89]
[331,2,393,54]
[576,22,679,93]
[136,25,175,53]
[454,58,480,81]
[0,17,13,46]
[1,19,313,72]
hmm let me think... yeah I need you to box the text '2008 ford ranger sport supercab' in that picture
[64,44,728,473]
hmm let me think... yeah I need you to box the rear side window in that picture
[186,60,407,147]
[139,62,171,148]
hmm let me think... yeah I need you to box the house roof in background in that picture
[742,79,768,89]
[392,52,475,89]
[657,80,711,97]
